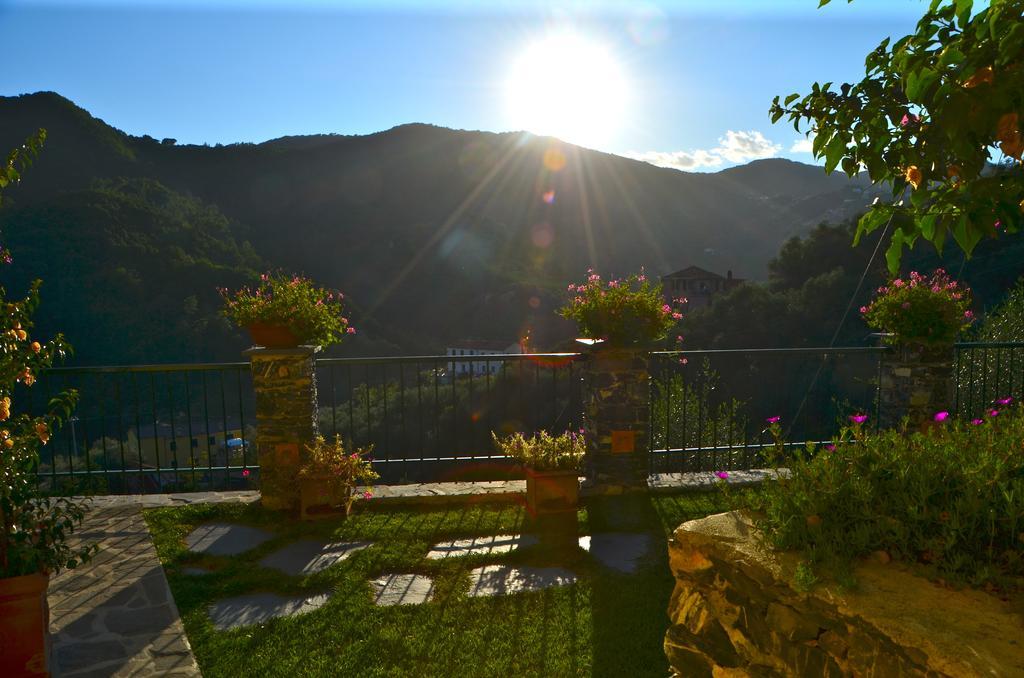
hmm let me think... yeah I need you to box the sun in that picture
[504,32,629,150]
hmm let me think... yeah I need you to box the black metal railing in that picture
[34,362,255,495]
[36,342,1024,494]
[316,353,583,482]
[649,347,888,474]
[954,341,1024,418]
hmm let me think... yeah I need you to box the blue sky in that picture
[1,0,930,171]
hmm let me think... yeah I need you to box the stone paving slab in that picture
[425,534,539,560]
[259,539,372,576]
[647,468,786,491]
[48,503,201,677]
[370,574,435,606]
[185,521,274,557]
[578,533,654,574]
[466,565,577,597]
[207,592,331,630]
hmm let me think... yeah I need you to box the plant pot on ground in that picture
[297,435,378,521]
[492,430,584,517]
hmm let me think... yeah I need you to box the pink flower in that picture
[678,357,688,365]
[933,411,950,422]
[849,413,868,424]
[971,418,984,425]
[676,335,684,343]
[765,416,781,424]
[242,468,250,477]
[671,312,683,320]
[995,220,1004,230]
[662,304,671,313]
[825,444,836,452]
[859,306,868,314]
[608,280,619,288]
[900,113,919,126]
[363,491,373,499]
[715,471,729,480]
[964,310,974,319]
[989,409,999,417]
[893,279,904,287]
[996,397,1013,406]
[346,327,356,334]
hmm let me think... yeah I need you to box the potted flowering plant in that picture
[492,430,584,515]
[559,269,683,347]
[297,435,378,521]
[219,272,354,348]
[861,269,973,356]
[0,131,95,676]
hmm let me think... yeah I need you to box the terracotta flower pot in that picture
[524,467,579,516]
[298,476,352,521]
[0,571,50,676]
[247,323,301,349]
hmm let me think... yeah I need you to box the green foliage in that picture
[772,0,1024,272]
[559,270,681,346]
[862,269,974,347]
[220,272,352,347]
[0,127,45,210]
[973,276,1024,341]
[0,131,95,577]
[299,435,378,510]
[491,429,584,472]
[750,408,1024,587]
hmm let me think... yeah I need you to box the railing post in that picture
[245,346,321,510]
[878,345,953,431]
[581,347,651,493]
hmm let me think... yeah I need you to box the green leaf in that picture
[855,207,890,246]
[952,213,981,256]
[824,135,847,174]
[885,232,904,274]
[784,93,800,106]
[906,67,939,103]
[920,213,938,240]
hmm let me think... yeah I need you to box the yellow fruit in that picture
[30,341,40,353]
[3,438,13,449]
[904,165,923,190]
[963,65,994,88]
[35,422,49,444]
[15,330,27,341]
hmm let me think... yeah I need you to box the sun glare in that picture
[504,32,629,150]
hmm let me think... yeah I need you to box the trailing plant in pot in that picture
[297,435,378,521]
[861,269,973,356]
[0,130,95,676]
[219,272,355,348]
[492,430,584,515]
[559,269,684,348]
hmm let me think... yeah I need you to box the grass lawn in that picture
[145,491,732,678]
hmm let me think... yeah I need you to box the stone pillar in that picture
[245,346,320,511]
[581,347,650,493]
[878,345,954,431]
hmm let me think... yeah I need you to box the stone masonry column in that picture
[581,347,651,493]
[245,346,321,511]
[878,345,954,431]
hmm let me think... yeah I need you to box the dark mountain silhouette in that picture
[0,91,884,363]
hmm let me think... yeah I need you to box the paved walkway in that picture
[49,470,776,676]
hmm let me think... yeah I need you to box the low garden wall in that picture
[665,511,1024,677]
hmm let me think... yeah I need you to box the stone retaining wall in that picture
[665,511,1024,677]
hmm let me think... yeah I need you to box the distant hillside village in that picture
[446,266,744,361]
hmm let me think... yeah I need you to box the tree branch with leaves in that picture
[771,0,1023,272]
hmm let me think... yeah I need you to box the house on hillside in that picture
[445,340,524,376]
[662,266,744,310]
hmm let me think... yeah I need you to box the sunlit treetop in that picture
[771,0,1024,272]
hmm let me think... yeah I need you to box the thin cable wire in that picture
[784,209,896,439]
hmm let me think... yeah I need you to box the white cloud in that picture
[714,130,781,162]
[626,149,723,171]
[627,129,782,172]
[790,134,815,153]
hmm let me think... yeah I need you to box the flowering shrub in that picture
[559,269,683,346]
[749,402,1024,588]
[219,272,354,347]
[861,269,973,348]
[491,430,584,472]
[299,435,378,511]
[1,131,96,578]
